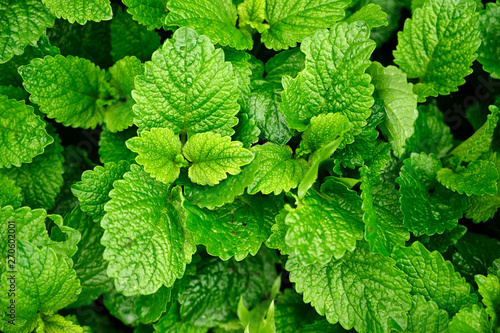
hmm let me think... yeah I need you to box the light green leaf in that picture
[183,132,254,186]
[126,128,184,184]
[19,55,108,129]
[111,8,161,62]
[261,0,350,51]
[264,47,305,82]
[71,161,130,222]
[37,313,85,333]
[449,305,493,333]
[475,273,500,330]
[184,194,281,261]
[99,127,138,164]
[437,160,499,196]
[248,143,309,195]
[106,56,145,132]
[286,180,364,265]
[403,295,449,333]
[234,111,261,148]
[345,3,388,28]
[396,153,466,236]
[280,22,375,136]
[42,0,112,24]
[0,174,22,208]
[286,242,412,333]
[122,0,168,30]
[238,0,268,33]
[166,0,253,50]
[360,144,409,256]
[266,209,293,255]
[101,164,195,296]
[451,105,499,162]
[392,241,477,316]
[0,127,64,210]
[367,62,418,157]
[0,0,54,64]
[0,94,53,168]
[224,47,253,101]
[0,241,81,332]
[477,2,500,79]
[393,0,480,98]
[132,27,240,136]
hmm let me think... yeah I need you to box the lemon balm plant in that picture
[1,0,500,332]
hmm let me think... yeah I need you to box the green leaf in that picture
[42,0,112,24]
[103,288,139,326]
[101,164,195,296]
[126,128,184,184]
[449,305,493,333]
[99,127,138,164]
[0,0,55,64]
[393,0,480,98]
[154,302,209,333]
[392,241,477,316]
[135,286,172,324]
[184,194,281,261]
[280,22,375,136]
[0,174,22,208]
[0,241,81,332]
[0,85,28,101]
[0,127,64,210]
[360,144,409,256]
[71,161,130,223]
[403,295,449,333]
[19,55,108,129]
[367,62,418,157]
[111,8,161,63]
[264,48,305,82]
[285,180,364,265]
[261,0,350,51]
[475,272,500,330]
[133,27,240,136]
[166,0,253,50]
[437,160,499,196]
[237,0,267,33]
[122,0,168,30]
[183,132,254,186]
[451,105,500,162]
[247,143,309,195]
[286,242,412,333]
[477,2,500,79]
[345,3,388,29]
[36,313,85,333]
[0,94,53,168]
[396,153,466,236]
[105,56,145,132]
[266,208,293,255]
[417,224,467,253]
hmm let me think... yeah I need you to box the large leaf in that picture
[122,0,168,30]
[42,0,112,24]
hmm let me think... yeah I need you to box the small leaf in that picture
[477,2,500,79]
[437,160,499,196]
[449,305,493,333]
[42,0,112,24]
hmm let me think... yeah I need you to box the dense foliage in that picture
[1,0,500,332]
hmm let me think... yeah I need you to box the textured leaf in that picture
[360,144,409,256]
[280,22,375,137]
[101,164,195,296]
[261,0,350,50]
[36,313,85,333]
[126,128,184,184]
[403,295,449,333]
[182,132,254,186]
[0,241,81,332]
[238,0,267,33]
[396,153,466,236]
[154,302,209,333]
[247,143,309,195]
[166,0,252,50]
[451,105,499,162]
[0,85,28,101]
[184,194,281,260]
[0,127,64,210]
[345,3,388,29]
[418,224,467,253]
[299,113,352,156]
[0,94,53,168]
[99,127,138,164]
[106,56,144,132]
[475,272,500,330]
[266,209,293,255]
[394,0,480,98]
[122,0,168,30]
[0,174,22,208]
[0,0,55,64]
[392,241,477,316]
[71,161,130,222]
[111,8,161,63]
[135,286,171,324]
[42,0,112,24]
[477,2,500,79]
[449,305,493,333]
[367,62,418,157]
[286,242,412,333]
[437,160,499,196]
[264,48,305,82]
[132,27,240,136]
[19,55,108,129]
[285,180,364,265]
